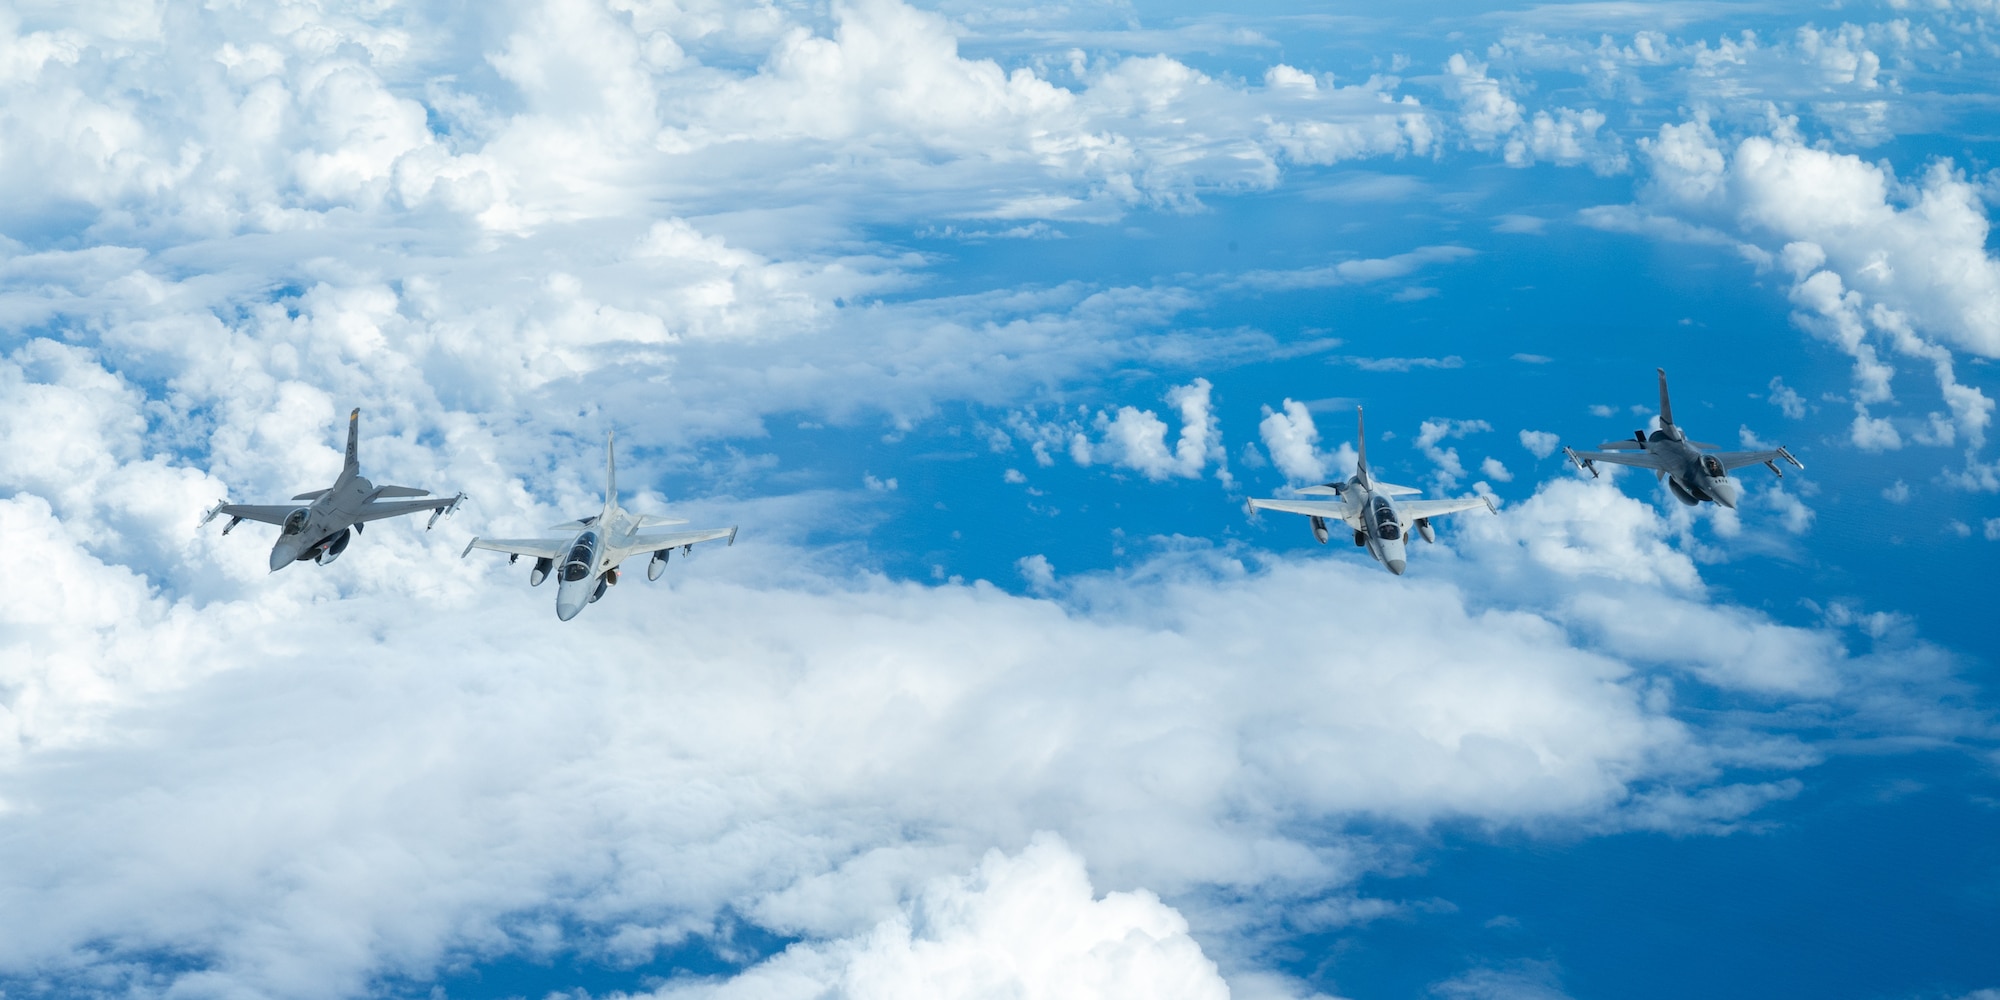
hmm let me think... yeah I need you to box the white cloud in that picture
[1985,518,2000,541]
[1442,54,1626,174]
[1416,418,1493,491]
[1048,376,1232,482]
[1519,430,1559,459]
[650,835,1229,1000]
[1016,553,1055,591]
[1257,399,1355,484]
[1883,480,1910,503]
[1631,117,2000,476]
[1765,485,1816,535]
[1481,457,1513,482]
[1768,377,1807,418]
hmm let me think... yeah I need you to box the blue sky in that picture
[0,0,1996,998]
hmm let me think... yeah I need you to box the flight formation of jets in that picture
[201,369,1800,617]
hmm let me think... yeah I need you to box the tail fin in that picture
[604,431,617,510]
[1657,368,1674,427]
[343,408,361,479]
[1355,406,1370,487]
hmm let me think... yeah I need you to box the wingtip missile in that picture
[426,492,466,531]
[1777,445,1804,471]
[200,501,224,527]
[727,525,739,546]
[1563,447,1599,478]
[460,537,478,559]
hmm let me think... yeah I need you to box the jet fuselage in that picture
[1639,429,1741,509]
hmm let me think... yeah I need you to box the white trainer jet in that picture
[1247,407,1494,575]
[461,434,737,621]
[200,408,465,572]
[1563,368,1803,508]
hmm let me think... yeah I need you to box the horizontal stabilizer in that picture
[368,485,430,500]
[636,514,690,528]
[291,489,330,501]
[1595,441,1646,451]
[1685,441,1720,451]
[1369,481,1422,497]
[1297,484,1343,496]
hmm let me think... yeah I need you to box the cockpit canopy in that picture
[282,508,310,536]
[1701,455,1725,477]
[1372,498,1401,540]
[561,531,599,583]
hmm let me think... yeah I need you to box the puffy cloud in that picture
[1519,430,1559,459]
[0,406,1967,998]
[650,835,1229,1000]
[1416,418,1493,492]
[1441,54,1626,174]
[1768,377,1807,419]
[1013,379,1229,483]
[1631,120,2000,471]
[1257,399,1355,485]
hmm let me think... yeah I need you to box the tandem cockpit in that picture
[1372,498,1400,540]
[561,532,599,584]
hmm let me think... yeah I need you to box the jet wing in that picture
[622,526,737,553]
[1710,447,1805,474]
[206,503,302,526]
[1248,498,1353,520]
[352,495,463,524]
[1567,449,1667,470]
[463,536,570,560]
[1398,496,1495,520]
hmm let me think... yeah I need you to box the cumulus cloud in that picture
[0,2,1990,996]
[650,835,1228,1000]
[1632,117,2000,474]
[1416,418,1493,491]
[1519,430,1560,459]
[1768,377,1807,419]
[1257,399,1355,484]
[1441,54,1627,174]
[1007,380,1229,484]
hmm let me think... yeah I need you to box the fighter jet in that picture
[1563,368,1803,508]
[460,433,736,621]
[200,409,465,571]
[1247,407,1495,575]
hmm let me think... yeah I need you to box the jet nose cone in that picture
[556,598,584,621]
[1387,558,1406,576]
[269,547,291,572]
[1713,480,1740,509]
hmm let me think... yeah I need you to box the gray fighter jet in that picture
[1248,407,1495,575]
[460,433,736,621]
[1564,368,1803,508]
[200,409,465,571]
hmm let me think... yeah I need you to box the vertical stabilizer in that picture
[604,431,618,513]
[343,408,361,479]
[1355,406,1370,487]
[1657,367,1675,427]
